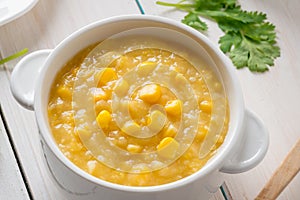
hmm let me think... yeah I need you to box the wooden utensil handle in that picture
[256,139,300,200]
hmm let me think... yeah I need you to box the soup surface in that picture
[48,37,229,186]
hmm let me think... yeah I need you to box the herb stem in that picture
[156,1,195,9]
[0,48,28,65]
[157,0,280,72]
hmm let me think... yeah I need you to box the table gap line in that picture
[134,0,145,14]
[0,52,12,74]
[220,182,233,200]
[0,104,35,200]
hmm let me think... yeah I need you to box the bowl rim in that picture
[34,14,245,193]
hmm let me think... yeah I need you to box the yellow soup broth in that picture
[48,43,229,186]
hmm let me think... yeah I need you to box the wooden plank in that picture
[256,139,300,200]
[0,1,225,198]
[211,190,227,200]
[140,0,300,199]
[215,0,300,198]
[0,0,140,199]
[0,108,30,200]
[1,0,299,199]
[0,0,141,71]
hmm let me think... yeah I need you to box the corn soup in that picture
[48,41,229,186]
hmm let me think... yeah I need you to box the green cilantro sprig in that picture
[0,48,28,65]
[156,0,280,72]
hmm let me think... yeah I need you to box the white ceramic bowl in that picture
[10,15,268,200]
[0,0,38,26]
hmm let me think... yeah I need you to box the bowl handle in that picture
[10,50,52,111]
[220,109,269,174]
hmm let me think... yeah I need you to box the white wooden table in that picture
[0,0,299,199]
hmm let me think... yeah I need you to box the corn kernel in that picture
[137,61,157,76]
[165,99,182,117]
[94,100,111,115]
[122,121,140,135]
[97,68,117,86]
[129,100,149,120]
[143,115,150,126]
[93,88,108,102]
[116,56,130,70]
[87,160,97,174]
[200,100,212,113]
[117,136,128,148]
[175,73,186,86]
[157,137,174,150]
[162,124,177,138]
[148,110,166,132]
[139,84,161,104]
[127,144,142,153]
[57,85,72,100]
[114,80,129,97]
[196,131,206,141]
[196,126,208,141]
[216,135,224,146]
[157,137,179,159]
[96,110,111,129]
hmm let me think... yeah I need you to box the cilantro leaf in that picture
[219,29,280,72]
[198,9,266,24]
[194,0,236,10]
[157,0,280,72]
[182,12,208,31]
[219,32,242,53]
[243,22,276,42]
